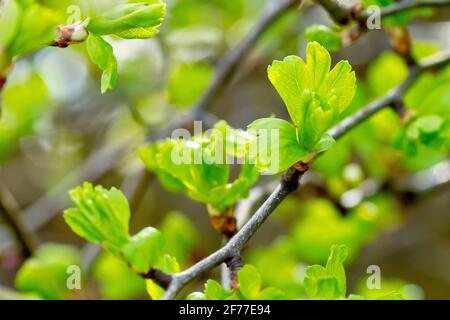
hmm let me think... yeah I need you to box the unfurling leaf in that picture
[86,34,118,93]
[87,2,166,37]
[304,245,348,300]
[64,182,130,253]
[122,227,165,273]
[249,42,355,174]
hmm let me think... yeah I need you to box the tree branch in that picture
[0,182,39,258]
[160,49,450,299]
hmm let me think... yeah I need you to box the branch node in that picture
[225,256,242,290]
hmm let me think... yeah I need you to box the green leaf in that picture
[304,245,348,299]
[93,252,146,299]
[87,2,165,36]
[63,182,130,253]
[0,0,20,48]
[312,134,336,153]
[305,25,342,52]
[122,227,165,273]
[238,265,261,299]
[325,244,348,296]
[139,121,259,211]
[15,244,82,300]
[204,280,234,300]
[86,34,118,93]
[267,42,356,149]
[6,3,61,57]
[247,118,309,174]
[146,280,165,300]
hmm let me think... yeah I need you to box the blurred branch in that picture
[0,182,38,258]
[159,49,450,299]
[329,49,450,139]
[316,0,450,47]
[317,0,450,24]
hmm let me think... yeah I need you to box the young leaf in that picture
[305,25,342,52]
[267,42,356,149]
[87,2,166,37]
[237,265,261,299]
[304,245,348,300]
[86,34,118,93]
[5,2,61,58]
[122,227,165,273]
[325,244,348,296]
[139,121,259,212]
[15,244,82,300]
[247,118,308,174]
[63,182,130,253]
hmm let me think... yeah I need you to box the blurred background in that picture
[0,0,449,299]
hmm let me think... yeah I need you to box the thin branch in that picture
[160,49,450,299]
[367,0,450,20]
[0,182,39,258]
[329,49,450,140]
[317,0,450,25]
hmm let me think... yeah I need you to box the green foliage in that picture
[86,34,118,94]
[0,0,61,59]
[304,25,342,52]
[15,244,82,300]
[187,265,285,300]
[0,71,51,163]
[64,182,179,282]
[64,182,130,253]
[362,0,433,26]
[304,245,348,299]
[159,211,200,266]
[394,115,449,155]
[249,42,356,173]
[87,1,166,38]
[122,227,165,273]
[139,121,259,213]
[93,252,146,299]
[355,277,423,300]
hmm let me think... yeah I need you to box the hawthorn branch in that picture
[0,182,38,258]
[316,0,450,46]
[318,0,450,25]
[160,49,450,300]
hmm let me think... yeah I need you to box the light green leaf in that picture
[7,3,61,57]
[305,25,342,52]
[304,245,349,299]
[267,42,356,149]
[15,244,82,300]
[87,2,165,36]
[0,0,20,48]
[247,118,309,174]
[325,244,348,296]
[122,227,165,273]
[238,265,262,299]
[86,34,118,93]
[146,279,165,300]
[313,134,336,153]
[204,280,234,300]
[63,183,130,253]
